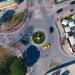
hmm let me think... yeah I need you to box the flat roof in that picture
[68,36,75,46]
[61,19,68,26]
[65,27,70,32]
[69,21,75,28]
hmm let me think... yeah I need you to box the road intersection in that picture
[1,0,75,75]
[24,0,75,75]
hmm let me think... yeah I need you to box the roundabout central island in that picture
[32,31,46,44]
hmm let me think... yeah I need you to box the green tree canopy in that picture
[10,57,27,75]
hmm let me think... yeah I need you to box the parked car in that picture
[61,70,70,75]
[52,70,61,75]
[43,43,51,50]
[70,1,75,5]
[56,8,63,13]
[70,8,74,12]
[30,0,33,6]
[46,70,61,75]
[49,26,54,33]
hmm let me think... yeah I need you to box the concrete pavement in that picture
[23,0,75,75]
[0,0,75,75]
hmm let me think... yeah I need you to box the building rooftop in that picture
[65,26,70,33]
[68,36,75,46]
[72,15,75,20]
[61,19,68,26]
[69,21,75,28]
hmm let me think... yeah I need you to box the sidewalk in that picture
[55,16,75,56]
[0,0,29,33]
[43,0,73,15]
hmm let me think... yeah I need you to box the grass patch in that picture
[6,12,24,30]
[32,31,45,44]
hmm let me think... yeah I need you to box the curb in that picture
[55,20,74,57]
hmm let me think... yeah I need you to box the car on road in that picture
[56,8,63,14]
[43,43,50,50]
[52,70,61,75]
[70,8,74,12]
[49,26,54,33]
[70,1,75,5]
[30,0,33,6]
[61,70,70,75]
[46,70,60,75]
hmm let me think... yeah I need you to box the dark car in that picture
[49,26,54,33]
[52,70,61,75]
[21,36,30,45]
[30,3,33,6]
[70,1,75,5]
[30,0,33,6]
[70,8,74,12]
[56,8,63,13]
[61,70,70,75]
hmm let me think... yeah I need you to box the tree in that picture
[0,45,10,75]
[0,45,27,75]
[6,12,24,30]
[9,57,27,75]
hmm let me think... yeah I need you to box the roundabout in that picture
[32,31,46,44]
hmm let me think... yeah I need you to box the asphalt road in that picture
[0,0,75,75]
[2,0,75,75]
[24,0,75,75]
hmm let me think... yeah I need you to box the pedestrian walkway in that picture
[56,19,74,56]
